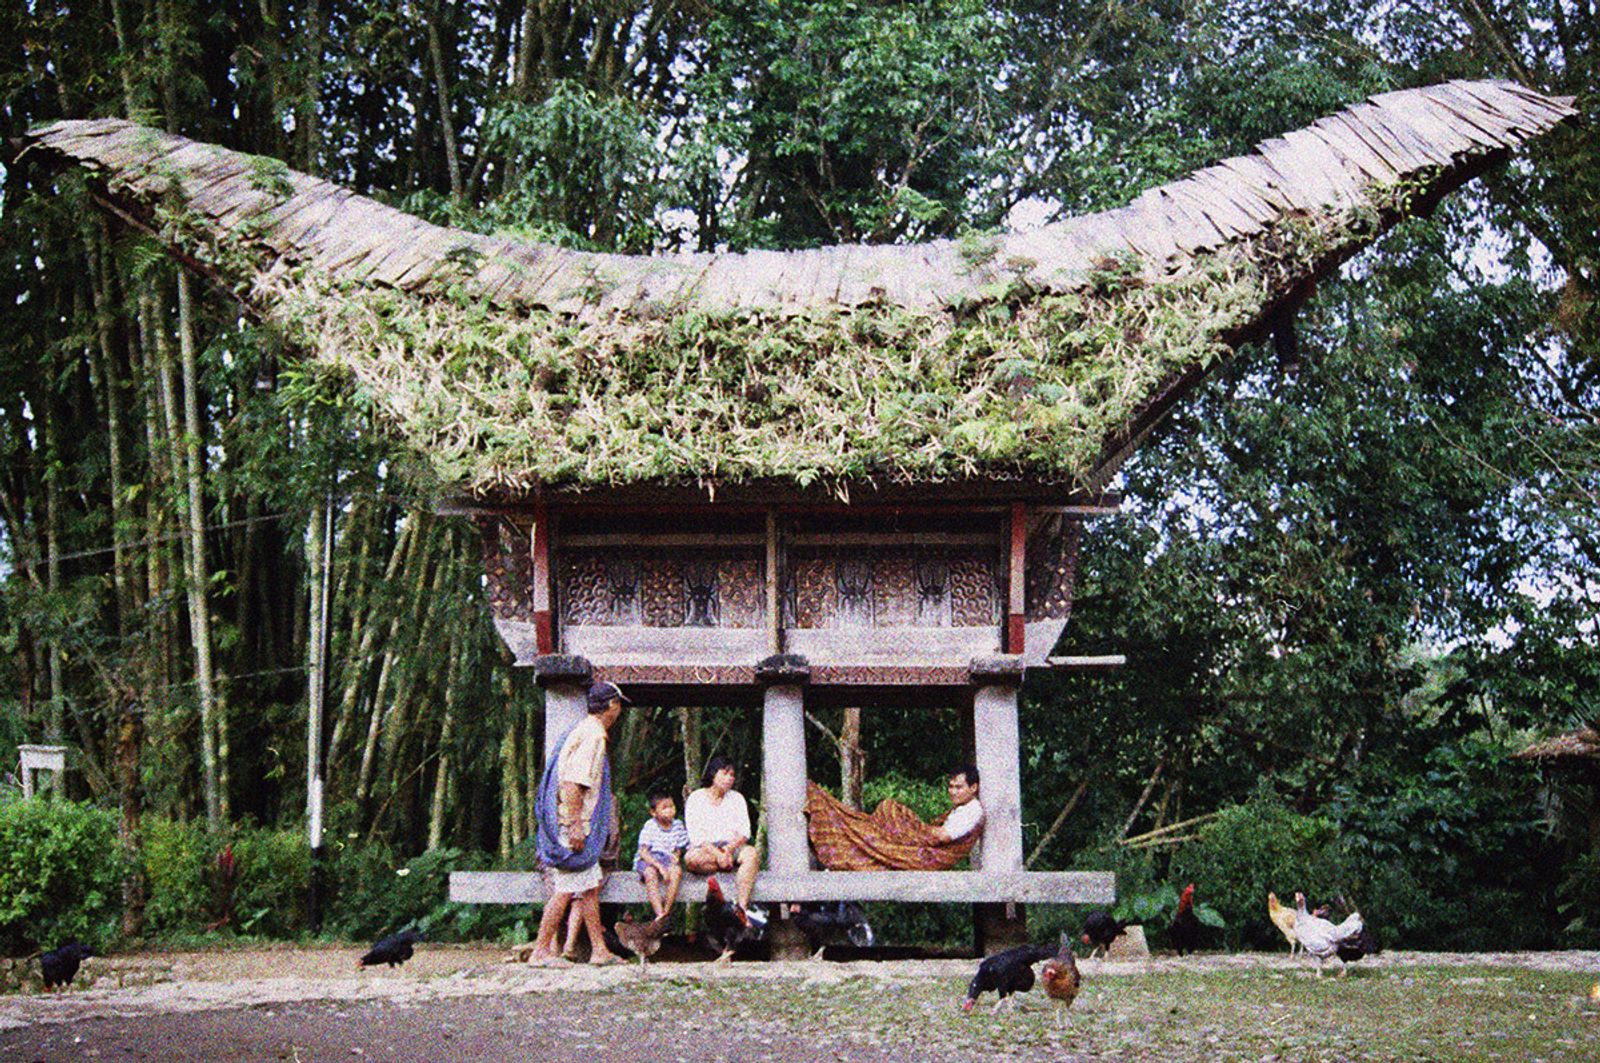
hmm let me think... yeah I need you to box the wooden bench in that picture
[449,869,1114,906]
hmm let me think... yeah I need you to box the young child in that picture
[635,789,689,919]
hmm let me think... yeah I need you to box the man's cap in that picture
[587,681,632,710]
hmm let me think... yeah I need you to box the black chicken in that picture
[359,928,424,968]
[1081,910,1127,958]
[790,901,874,951]
[1333,898,1379,964]
[1168,883,1203,956]
[960,943,1056,1013]
[701,876,754,961]
[40,942,94,991]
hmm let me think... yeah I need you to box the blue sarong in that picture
[534,719,613,873]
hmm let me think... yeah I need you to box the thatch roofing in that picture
[1514,726,1600,763]
[15,80,1577,498]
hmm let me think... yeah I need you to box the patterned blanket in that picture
[804,782,978,871]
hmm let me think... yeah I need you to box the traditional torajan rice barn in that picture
[14,80,1576,951]
[1514,725,1600,857]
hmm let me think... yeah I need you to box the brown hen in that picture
[1040,939,1081,1028]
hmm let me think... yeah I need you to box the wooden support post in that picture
[1007,502,1026,654]
[534,655,592,765]
[758,654,811,960]
[969,656,1028,952]
[765,510,782,656]
[531,502,554,654]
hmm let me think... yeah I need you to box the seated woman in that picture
[684,755,760,914]
[805,764,984,871]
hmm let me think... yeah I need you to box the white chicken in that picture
[1292,892,1364,976]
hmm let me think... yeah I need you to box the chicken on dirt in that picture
[1040,937,1082,1028]
[1081,910,1127,960]
[1293,892,1365,976]
[1268,892,1299,956]
[960,943,1056,1014]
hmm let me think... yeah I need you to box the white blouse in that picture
[685,788,751,846]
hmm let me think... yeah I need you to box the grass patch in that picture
[581,964,1599,1061]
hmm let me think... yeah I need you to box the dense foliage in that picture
[0,0,1595,953]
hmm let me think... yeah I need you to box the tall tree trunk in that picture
[117,696,146,936]
[354,516,433,813]
[305,494,331,846]
[428,628,464,850]
[426,2,464,200]
[44,380,64,743]
[88,225,135,632]
[298,0,323,171]
[840,706,865,809]
[679,707,702,800]
[328,512,414,770]
[178,272,226,825]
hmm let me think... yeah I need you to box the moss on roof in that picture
[18,80,1577,496]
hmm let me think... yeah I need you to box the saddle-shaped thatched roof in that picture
[16,80,1576,499]
[1514,726,1600,763]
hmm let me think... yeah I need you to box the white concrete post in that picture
[758,655,811,876]
[970,658,1025,873]
[535,656,593,765]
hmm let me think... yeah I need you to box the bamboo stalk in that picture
[1118,759,1165,841]
[427,626,463,850]
[1120,810,1221,846]
[1025,777,1090,870]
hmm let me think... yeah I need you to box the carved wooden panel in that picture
[477,517,533,622]
[873,552,918,626]
[949,552,1001,627]
[789,556,835,629]
[718,558,764,628]
[915,552,951,626]
[683,558,719,627]
[561,552,616,625]
[836,556,873,629]
[640,557,685,627]
[1026,517,1083,620]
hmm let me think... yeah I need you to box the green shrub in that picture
[232,826,311,936]
[325,843,524,944]
[0,799,124,954]
[1167,791,1347,950]
[862,772,948,822]
[141,817,212,936]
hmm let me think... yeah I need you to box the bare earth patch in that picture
[2,947,1597,1061]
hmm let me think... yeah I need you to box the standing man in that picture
[526,680,630,966]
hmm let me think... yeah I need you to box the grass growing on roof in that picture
[138,175,1396,494]
[253,199,1370,496]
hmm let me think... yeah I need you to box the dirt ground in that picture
[2,946,1597,1061]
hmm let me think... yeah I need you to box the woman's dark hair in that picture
[647,789,675,809]
[950,764,980,787]
[702,755,736,789]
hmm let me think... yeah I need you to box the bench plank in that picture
[449,869,1114,906]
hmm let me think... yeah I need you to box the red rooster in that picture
[1168,883,1203,956]
[702,876,753,963]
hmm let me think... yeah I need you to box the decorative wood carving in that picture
[683,558,720,627]
[915,552,951,626]
[836,556,873,628]
[477,517,534,622]
[640,557,686,627]
[1026,516,1083,620]
[719,557,764,628]
[873,552,918,626]
[950,552,1001,626]
[789,556,835,629]
[561,553,615,626]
